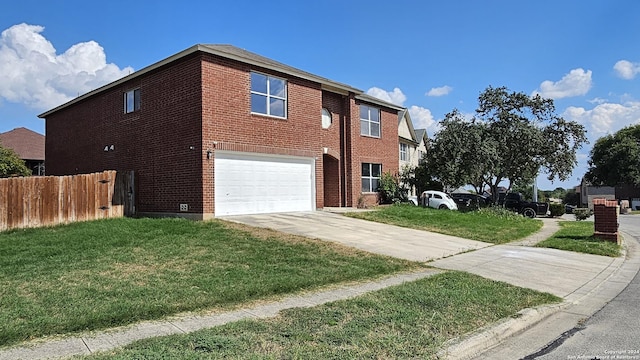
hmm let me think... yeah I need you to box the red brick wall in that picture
[593,198,620,243]
[347,97,399,207]
[200,54,326,214]
[45,54,205,215]
[45,49,400,216]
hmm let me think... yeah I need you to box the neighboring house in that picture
[0,127,45,175]
[397,109,428,196]
[398,109,418,168]
[414,128,428,165]
[578,177,640,210]
[616,183,640,210]
[579,178,615,210]
[39,44,402,218]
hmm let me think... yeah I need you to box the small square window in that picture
[124,89,140,113]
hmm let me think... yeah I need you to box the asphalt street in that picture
[528,215,640,360]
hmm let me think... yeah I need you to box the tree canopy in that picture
[425,86,587,202]
[585,124,640,186]
[0,143,31,178]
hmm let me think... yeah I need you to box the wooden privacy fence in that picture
[0,170,135,232]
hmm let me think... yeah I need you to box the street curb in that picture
[435,302,570,360]
[437,230,639,360]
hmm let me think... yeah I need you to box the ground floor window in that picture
[361,163,382,193]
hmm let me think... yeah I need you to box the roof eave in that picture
[355,94,405,111]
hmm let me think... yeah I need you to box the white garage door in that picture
[214,151,315,216]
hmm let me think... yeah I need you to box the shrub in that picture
[378,171,409,204]
[477,206,523,220]
[573,208,593,221]
[549,203,565,217]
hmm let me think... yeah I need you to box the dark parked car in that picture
[503,192,549,218]
[450,193,492,210]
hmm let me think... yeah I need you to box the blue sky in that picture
[1,0,639,190]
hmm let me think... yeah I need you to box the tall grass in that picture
[0,218,419,346]
[347,205,542,244]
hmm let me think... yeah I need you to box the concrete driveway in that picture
[222,211,491,262]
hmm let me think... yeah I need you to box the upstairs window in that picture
[321,108,332,129]
[400,143,409,161]
[251,72,287,118]
[124,88,140,113]
[361,163,382,193]
[360,104,380,137]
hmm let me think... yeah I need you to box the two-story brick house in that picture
[39,44,402,218]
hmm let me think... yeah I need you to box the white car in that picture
[420,190,458,210]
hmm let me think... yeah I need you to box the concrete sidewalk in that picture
[442,230,640,360]
[1,214,637,360]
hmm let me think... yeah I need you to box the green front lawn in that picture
[347,205,542,244]
[536,221,622,257]
[0,218,420,347]
[81,272,560,359]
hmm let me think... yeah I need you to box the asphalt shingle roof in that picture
[0,127,45,160]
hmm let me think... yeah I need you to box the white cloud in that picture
[563,101,640,138]
[0,23,133,110]
[365,87,406,106]
[408,105,439,135]
[533,68,592,99]
[426,85,452,97]
[588,97,607,105]
[613,60,640,80]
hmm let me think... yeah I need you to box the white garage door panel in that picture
[215,152,315,216]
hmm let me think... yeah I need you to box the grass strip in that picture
[536,221,621,257]
[81,272,561,359]
[347,205,542,244]
[0,218,420,347]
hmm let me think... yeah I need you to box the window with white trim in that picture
[321,108,332,129]
[361,163,382,193]
[251,72,287,118]
[400,143,409,161]
[124,89,140,113]
[360,104,380,137]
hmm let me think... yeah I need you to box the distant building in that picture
[578,177,640,210]
[0,127,45,175]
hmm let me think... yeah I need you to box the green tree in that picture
[0,143,30,178]
[400,157,444,196]
[425,110,492,194]
[585,124,640,186]
[426,86,587,203]
[378,171,408,204]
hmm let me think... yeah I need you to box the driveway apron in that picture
[430,244,621,298]
[222,211,491,262]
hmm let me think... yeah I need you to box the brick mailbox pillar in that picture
[593,198,620,244]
